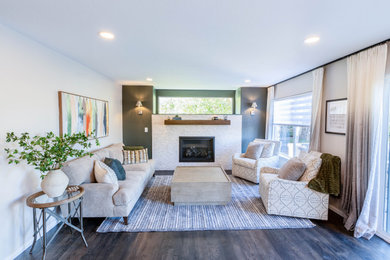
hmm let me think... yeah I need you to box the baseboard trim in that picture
[6,220,58,260]
[329,205,347,218]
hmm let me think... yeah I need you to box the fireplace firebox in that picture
[179,136,215,162]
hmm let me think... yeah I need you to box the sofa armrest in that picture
[260,167,279,174]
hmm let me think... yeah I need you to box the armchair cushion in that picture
[278,158,306,181]
[244,142,264,159]
[298,151,322,182]
[260,142,275,158]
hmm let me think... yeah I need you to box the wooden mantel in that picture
[164,120,231,125]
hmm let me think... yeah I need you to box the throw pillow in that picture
[94,160,118,186]
[244,142,265,159]
[260,142,275,158]
[104,157,126,180]
[123,148,148,164]
[299,153,322,182]
[278,158,307,181]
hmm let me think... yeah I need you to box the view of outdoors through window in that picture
[158,97,233,114]
[272,93,312,157]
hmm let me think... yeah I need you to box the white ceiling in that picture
[0,0,389,90]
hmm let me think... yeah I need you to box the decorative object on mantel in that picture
[250,102,258,116]
[325,98,347,135]
[164,119,231,125]
[4,131,99,197]
[212,116,219,120]
[58,91,109,138]
[135,100,143,115]
[173,115,182,120]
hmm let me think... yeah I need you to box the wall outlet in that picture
[144,127,148,133]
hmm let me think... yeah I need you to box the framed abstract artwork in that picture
[58,91,109,138]
[325,98,347,135]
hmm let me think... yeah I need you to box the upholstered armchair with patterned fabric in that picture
[232,139,280,183]
[259,161,329,221]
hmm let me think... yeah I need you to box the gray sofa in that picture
[61,143,155,224]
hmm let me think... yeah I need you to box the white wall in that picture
[0,23,122,259]
[320,59,347,216]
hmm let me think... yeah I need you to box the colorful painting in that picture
[59,91,109,138]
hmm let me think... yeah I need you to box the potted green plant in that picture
[5,131,99,197]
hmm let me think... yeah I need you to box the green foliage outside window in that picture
[158,97,233,114]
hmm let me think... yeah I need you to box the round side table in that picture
[26,185,87,260]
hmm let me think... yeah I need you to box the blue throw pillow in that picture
[104,158,126,180]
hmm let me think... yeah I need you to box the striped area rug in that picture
[97,175,314,232]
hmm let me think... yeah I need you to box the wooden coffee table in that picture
[171,166,231,205]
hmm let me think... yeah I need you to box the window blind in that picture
[273,93,312,126]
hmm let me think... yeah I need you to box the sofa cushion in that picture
[232,157,256,169]
[244,142,264,160]
[123,160,155,177]
[104,157,126,180]
[107,143,124,163]
[278,158,306,181]
[62,156,95,185]
[113,171,147,206]
[94,160,119,186]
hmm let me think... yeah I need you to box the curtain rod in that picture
[271,38,390,87]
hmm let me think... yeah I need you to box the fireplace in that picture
[179,136,215,162]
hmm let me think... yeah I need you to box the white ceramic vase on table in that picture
[41,169,69,198]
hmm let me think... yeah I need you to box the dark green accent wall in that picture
[240,87,268,152]
[155,89,236,114]
[122,85,153,158]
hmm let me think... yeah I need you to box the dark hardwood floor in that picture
[16,172,390,260]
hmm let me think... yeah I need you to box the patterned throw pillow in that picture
[123,148,149,164]
[298,151,322,182]
[260,142,275,158]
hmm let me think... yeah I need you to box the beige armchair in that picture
[232,139,280,183]
[258,153,329,220]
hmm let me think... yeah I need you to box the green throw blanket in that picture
[308,153,341,196]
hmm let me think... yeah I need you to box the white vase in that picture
[41,169,69,198]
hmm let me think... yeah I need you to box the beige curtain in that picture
[309,67,324,152]
[342,44,388,238]
[265,86,274,139]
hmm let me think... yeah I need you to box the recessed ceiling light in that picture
[146,78,153,82]
[99,31,115,40]
[244,79,251,83]
[304,36,320,44]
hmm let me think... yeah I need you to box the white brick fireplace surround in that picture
[152,115,242,170]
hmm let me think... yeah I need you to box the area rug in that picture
[97,175,314,232]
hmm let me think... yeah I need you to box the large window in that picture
[272,93,312,157]
[158,97,233,114]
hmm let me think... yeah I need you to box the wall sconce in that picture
[250,102,257,116]
[136,100,143,115]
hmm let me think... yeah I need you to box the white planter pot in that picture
[41,169,69,198]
